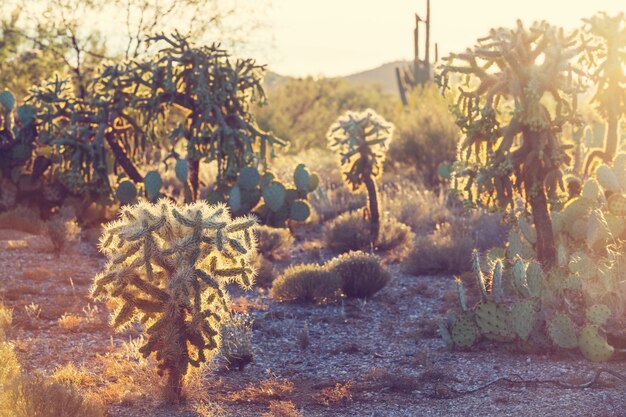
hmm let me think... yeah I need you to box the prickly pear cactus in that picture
[510,300,537,341]
[547,313,578,349]
[474,302,515,342]
[578,325,614,362]
[585,304,611,326]
[450,314,478,347]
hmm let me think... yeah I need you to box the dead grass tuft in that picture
[262,400,303,417]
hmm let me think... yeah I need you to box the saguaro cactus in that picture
[396,0,439,105]
[92,200,257,403]
[327,109,394,244]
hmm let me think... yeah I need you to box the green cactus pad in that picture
[512,258,530,298]
[175,159,189,182]
[263,181,286,212]
[16,105,37,125]
[290,200,311,222]
[525,261,543,298]
[561,197,594,228]
[116,181,137,205]
[307,172,320,192]
[450,315,478,347]
[604,213,626,238]
[607,194,626,216]
[144,170,163,201]
[294,163,310,191]
[581,178,602,201]
[511,300,537,341]
[260,171,276,189]
[587,210,610,250]
[229,185,242,212]
[491,260,504,303]
[237,167,261,190]
[0,90,15,111]
[507,231,535,260]
[578,325,614,362]
[595,164,621,193]
[518,217,536,244]
[474,302,515,341]
[585,304,611,326]
[547,313,578,349]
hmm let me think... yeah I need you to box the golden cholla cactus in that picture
[327,109,394,243]
[440,20,589,268]
[91,199,257,403]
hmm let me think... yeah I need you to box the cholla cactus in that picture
[583,12,626,173]
[441,20,589,268]
[91,199,257,403]
[327,109,394,243]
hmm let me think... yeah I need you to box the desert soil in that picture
[0,228,625,417]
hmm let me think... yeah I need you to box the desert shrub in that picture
[380,181,453,234]
[404,227,475,276]
[387,85,459,188]
[46,209,81,256]
[270,264,342,304]
[402,208,506,277]
[255,225,294,261]
[256,77,395,154]
[0,205,45,235]
[324,211,414,259]
[0,342,20,384]
[309,184,366,222]
[51,363,93,388]
[327,251,391,298]
[220,314,254,371]
[0,374,104,417]
[252,255,277,288]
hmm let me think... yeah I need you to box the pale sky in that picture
[268,0,626,77]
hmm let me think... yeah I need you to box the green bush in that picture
[256,77,395,154]
[324,211,414,260]
[220,314,254,371]
[327,251,391,298]
[403,227,475,276]
[387,86,459,188]
[270,264,342,304]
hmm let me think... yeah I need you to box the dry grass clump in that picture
[380,181,453,234]
[58,313,85,332]
[0,205,45,235]
[0,374,105,417]
[315,381,354,405]
[46,208,81,256]
[220,314,254,371]
[270,264,342,304]
[324,211,414,260]
[262,400,303,417]
[327,251,391,298]
[255,225,294,261]
[403,223,473,276]
[309,185,366,222]
[51,363,95,388]
[0,342,20,383]
[0,305,12,342]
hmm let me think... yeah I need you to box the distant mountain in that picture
[344,60,410,94]
[264,60,411,95]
